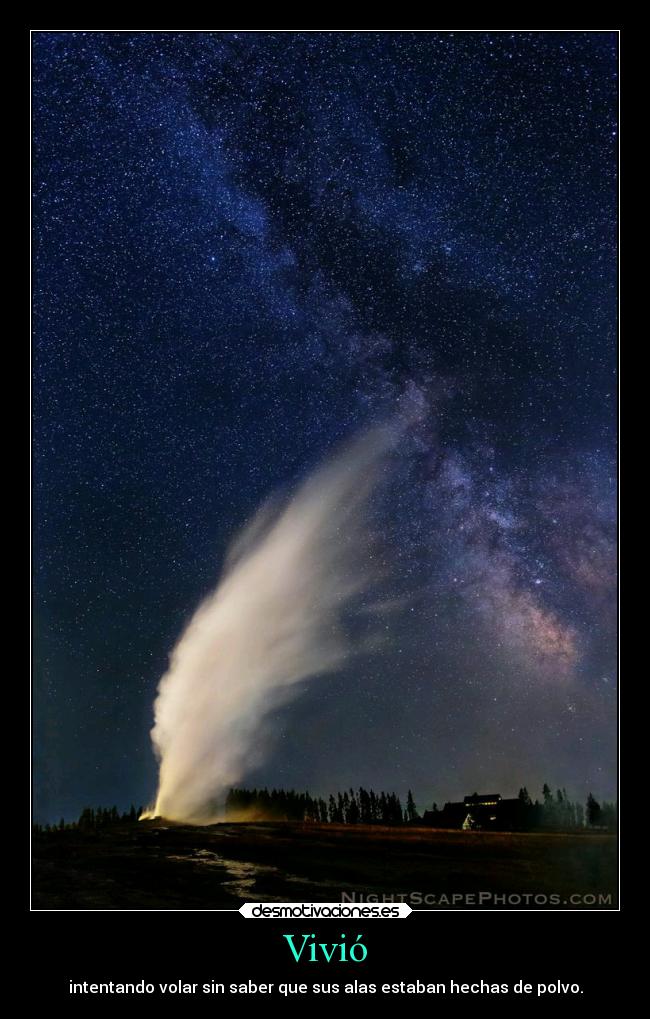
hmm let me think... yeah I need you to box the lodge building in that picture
[422,792,523,831]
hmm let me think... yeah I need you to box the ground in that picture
[32,820,617,910]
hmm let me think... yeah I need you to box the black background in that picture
[33,912,621,1005]
[27,18,623,1008]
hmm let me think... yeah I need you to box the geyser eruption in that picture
[144,427,395,823]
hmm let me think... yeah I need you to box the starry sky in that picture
[33,31,617,823]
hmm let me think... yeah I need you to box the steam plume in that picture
[143,428,394,823]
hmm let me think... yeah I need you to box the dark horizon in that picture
[35,778,618,829]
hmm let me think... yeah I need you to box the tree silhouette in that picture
[586,793,602,827]
[406,789,418,823]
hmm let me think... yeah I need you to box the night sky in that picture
[33,31,617,824]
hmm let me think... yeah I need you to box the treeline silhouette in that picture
[511,785,618,831]
[225,786,411,825]
[225,784,617,830]
[33,804,143,834]
[32,783,617,833]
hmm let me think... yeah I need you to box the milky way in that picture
[33,31,617,822]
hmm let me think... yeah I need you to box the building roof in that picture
[463,793,502,804]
